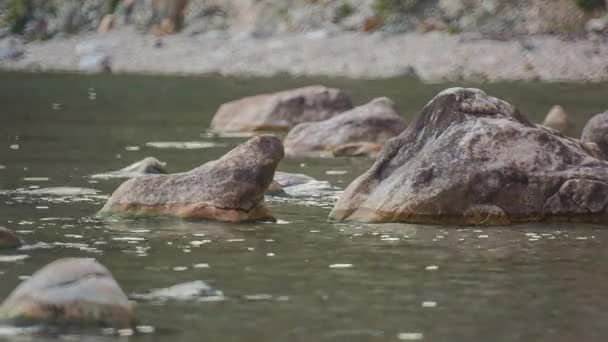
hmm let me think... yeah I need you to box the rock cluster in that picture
[330,87,608,225]
[210,86,353,133]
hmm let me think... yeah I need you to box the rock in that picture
[586,17,607,33]
[78,53,112,73]
[97,14,115,33]
[267,171,315,195]
[332,142,383,158]
[283,97,407,157]
[582,111,608,159]
[131,280,223,302]
[0,39,24,61]
[330,87,608,225]
[269,171,337,197]
[0,226,21,249]
[0,258,134,328]
[210,86,353,133]
[75,41,112,73]
[91,157,168,179]
[273,171,317,188]
[542,105,575,136]
[99,135,283,222]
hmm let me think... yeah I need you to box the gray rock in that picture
[75,41,112,73]
[210,86,353,133]
[582,111,608,159]
[0,226,21,249]
[268,171,337,197]
[542,105,575,136]
[284,97,407,157]
[586,17,607,33]
[91,157,168,179]
[132,280,224,302]
[0,258,134,328]
[0,39,24,61]
[99,135,284,222]
[330,87,608,225]
[78,53,111,73]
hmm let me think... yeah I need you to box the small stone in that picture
[0,226,21,249]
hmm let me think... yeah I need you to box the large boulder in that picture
[0,226,21,249]
[582,111,608,160]
[99,135,283,222]
[283,97,407,157]
[91,157,168,179]
[330,87,608,225]
[542,105,575,137]
[210,86,353,133]
[0,258,133,328]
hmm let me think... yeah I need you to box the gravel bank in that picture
[1,28,607,82]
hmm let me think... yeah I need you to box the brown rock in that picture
[542,105,575,136]
[210,86,353,133]
[330,88,608,225]
[99,135,283,222]
[0,226,21,249]
[283,97,406,158]
[582,111,608,159]
[0,258,133,328]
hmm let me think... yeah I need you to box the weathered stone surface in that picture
[0,258,133,328]
[99,135,283,222]
[210,86,353,133]
[0,226,21,249]
[582,111,608,159]
[91,157,168,179]
[542,105,575,136]
[284,97,407,157]
[330,87,608,225]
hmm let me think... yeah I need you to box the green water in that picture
[1,71,608,341]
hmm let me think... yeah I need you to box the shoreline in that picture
[1,27,607,82]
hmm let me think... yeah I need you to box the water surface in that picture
[1,72,608,341]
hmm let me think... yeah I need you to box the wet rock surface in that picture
[0,258,133,328]
[330,87,608,225]
[284,97,406,157]
[99,135,284,222]
[582,111,608,159]
[0,226,21,249]
[91,157,168,179]
[210,86,353,132]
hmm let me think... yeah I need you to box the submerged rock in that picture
[582,111,608,159]
[542,105,575,136]
[330,87,608,225]
[132,281,223,302]
[284,97,406,157]
[91,157,168,179]
[210,86,353,133]
[99,135,283,222]
[268,171,338,197]
[0,226,21,249]
[0,258,133,328]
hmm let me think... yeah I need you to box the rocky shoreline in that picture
[1,27,608,82]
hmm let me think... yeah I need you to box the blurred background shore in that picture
[1,0,607,81]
